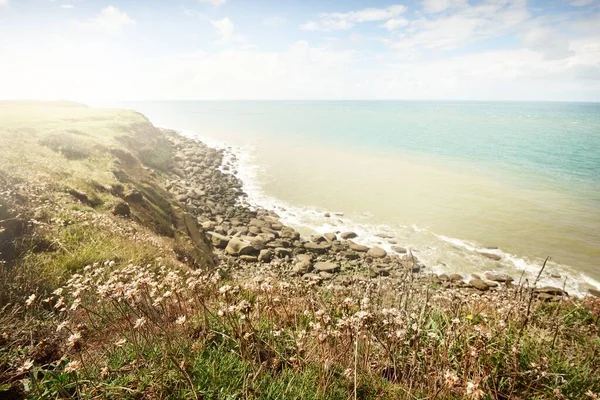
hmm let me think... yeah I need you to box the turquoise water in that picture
[123,101,600,292]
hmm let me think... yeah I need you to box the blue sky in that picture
[0,0,599,101]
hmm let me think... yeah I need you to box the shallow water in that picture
[122,100,600,294]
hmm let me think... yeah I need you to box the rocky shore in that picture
[164,131,576,302]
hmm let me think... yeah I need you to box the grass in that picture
[1,101,599,399]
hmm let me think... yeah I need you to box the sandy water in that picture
[122,101,600,295]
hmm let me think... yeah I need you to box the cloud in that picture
[80,6,135,34]
[382,18,409,31]
[569,0,594,6]
[210,17,252,47]
[0,0,9,8]
[301,5,406,31]
[263,16,286,27]
[60,4,74,9]
[199,0,226,6]
[383,0,530,55]
[422,0,468,14]
[523,28,574,60]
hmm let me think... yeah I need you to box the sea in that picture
[121,101,600,295]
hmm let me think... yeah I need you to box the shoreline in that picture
[163,127,600,299]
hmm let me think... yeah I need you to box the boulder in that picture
[534,286,566,296]
[225,238,258,256]
[302,273,322,282]
[209,232,229,249]
[239,255,258,263]
[367,246,387,258]
[305,242,331,254]
[296,254,312,263]
[342,250,360,260]
[341,232,358,240]
[348,242,369,252]
[319,271,334,280]
[375,233,393,239]
[324,233,337,242]
[112,201,130,217]
[480,252,502,261]
[392,246,407,254]
[275,247,293,258]
[484,272,514,283]
[314,261,340,273]
[258,249,273,263]
[589,289,600,298]
[292,261,312,275]
[310,235,327,243]
[469,278,489,291]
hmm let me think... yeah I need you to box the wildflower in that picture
[25,294,36,307]
[176,315,187,325]
[70,298,81,311]
[444,370,459,387]
[114,338,127,347]
[273,330,282,337]
[64,360,81,373]
[17,359,34,373]
[219,285,232,295]
[343,368,354,378]
[466,381,484,399]
[67,332,82,349]
[54,297,65,309]
[452,317,460,324]
[100,365,110,378]
[133,317,147,329]
[56,321,69,332]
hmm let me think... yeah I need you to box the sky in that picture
[0,0,599,101]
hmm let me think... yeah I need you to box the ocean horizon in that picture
[121,100,600,295]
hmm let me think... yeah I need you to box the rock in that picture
[438,274,450,281]
[201,221,216,230]
[302,273,322,282]
[271,222,283,231]
[367,246,387,258]
[225,238,258,256]
[342,250,359,260]
[292,261,312,275]
[484,272,514,283]
[348,242,369,252]
[304,242,331,254]
[469,278,489,291]
[537,292,554,301]
[589,289,600,298]
[209,232,229,249]
[310,235,327,243]
[239,255,258,262]
[371,266,390,277]
[535,286,566,296]
[112,201,130,217]
[341,232,358,240]
[314,261,340,273]
[296,254,312,263]
[275,247,292,258]
[319,271,334,279]
[392,246,407,254]
[324,233,337,242]
[324,213,331,218]
[429,274,442,284]
[375,233,394,239]
[258,249,273,263]
[480,252,502,261]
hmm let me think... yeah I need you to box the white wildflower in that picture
[25,294,36,307]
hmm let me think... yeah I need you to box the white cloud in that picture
[422,0,467,14]
[263,16,286,27]
[383,0,530,55]
[199,0,226,6]
[382,18,409,31]
[301,5,407,31]
[0,0,9,8]
[60,4,74,9]
[523,28,574,60]
[80,6,135,34]
[570,0,594,6]
[210,17,252,47]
